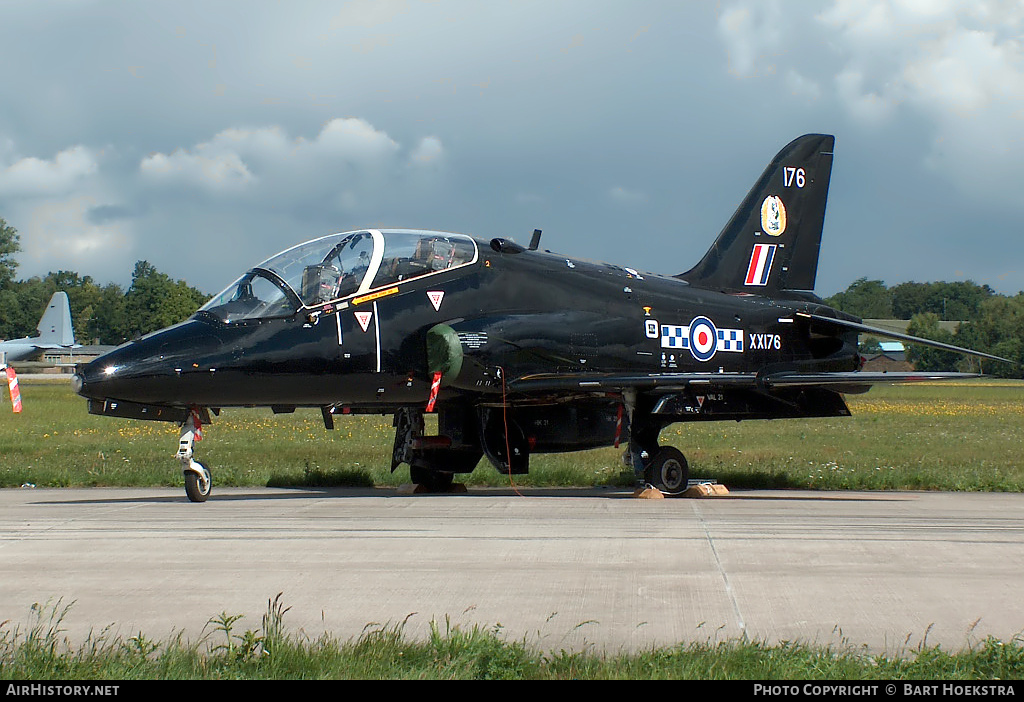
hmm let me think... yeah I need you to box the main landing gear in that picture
[392,407,482,492]
[624,391,690,496]
[643,446,690,495]
[177,411,211,502]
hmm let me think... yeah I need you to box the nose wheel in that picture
[177,410,212,502]
[184,460,212,502]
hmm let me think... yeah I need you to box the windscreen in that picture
[198,230,477,322]
[199,231,374,321]
[198,271,298,322]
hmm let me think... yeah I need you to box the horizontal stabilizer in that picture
[760,371,980,388]
[796,312,1011,364]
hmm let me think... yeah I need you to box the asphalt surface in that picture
[1,486,1023,655]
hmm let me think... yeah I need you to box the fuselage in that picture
[74,229,862,416]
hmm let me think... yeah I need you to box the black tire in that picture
[184,462,211,503]
[410,466,455,492]
[644,447,689,496]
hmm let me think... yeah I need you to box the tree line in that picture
[825,277,1023,378]
[0,217,208,345]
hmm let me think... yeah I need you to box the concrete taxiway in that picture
[1,486,1022,654]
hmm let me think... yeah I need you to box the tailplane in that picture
[680,134,834,295]
[36,291,76,346]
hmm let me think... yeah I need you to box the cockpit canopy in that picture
[199,229,478,323]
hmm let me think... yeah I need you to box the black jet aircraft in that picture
[73,134,1007,502]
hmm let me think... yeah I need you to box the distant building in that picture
[37,346,116,373]
[859,319,965,372]
[877,341,906,359]
[862,342,911,372]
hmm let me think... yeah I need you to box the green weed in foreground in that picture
[2,379,1024,492]
[2,599,1023,680]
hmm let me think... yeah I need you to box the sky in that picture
[0,0,1022,298]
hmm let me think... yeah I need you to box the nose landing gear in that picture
[392,406,482,492]
[177,409,212,502]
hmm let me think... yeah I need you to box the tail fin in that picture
[36,292,75,346]
[680,134,834,294]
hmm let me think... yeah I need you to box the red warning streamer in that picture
[426,372,442,412]
[191,407,203,441]
[6,367,21,413]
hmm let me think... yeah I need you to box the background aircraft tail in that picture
[679,133,834,295]
[36,291,76,346]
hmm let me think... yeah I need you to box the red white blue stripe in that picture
[745,243,776,286]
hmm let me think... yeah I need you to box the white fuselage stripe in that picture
[373,301,381,372]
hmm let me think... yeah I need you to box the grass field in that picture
[3,378,1024,679]
[2,597,1023,680]
[1,377,1022,492]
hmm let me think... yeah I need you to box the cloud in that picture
[0,146,100,197]
[314,118,401,166]
[901,27,1024,116]
[834,67,896,124]
[0,2,1019,295]
[815,1,1024,116]
[785,69,822,101]
[714,0,1024,203]
[718,1,784,77]
[0,116,445,289]
[409,136,443,165]
[140,148,255,191]
[139,118,404,194]
[20,195,133,275]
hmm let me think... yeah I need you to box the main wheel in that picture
[184,461,212,503]
[410,466,455,492]
[644,447,689,496]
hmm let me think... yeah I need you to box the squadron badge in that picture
[761,195,787,236]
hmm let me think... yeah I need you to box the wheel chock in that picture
[633,486,665,499]
[683,483,730,498]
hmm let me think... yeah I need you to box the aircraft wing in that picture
[507,369,980,395]
[508,372,760,394]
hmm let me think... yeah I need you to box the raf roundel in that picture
[688,316,718,362]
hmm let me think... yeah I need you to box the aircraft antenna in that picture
[528,229,542,251]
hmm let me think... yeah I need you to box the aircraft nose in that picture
[72,360,115,400]
[71,370,84,395]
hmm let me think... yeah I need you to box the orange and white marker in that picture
[426,371,442,412]
[6,367,22,413]
[191,408,203,441]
